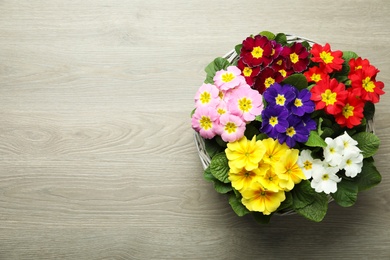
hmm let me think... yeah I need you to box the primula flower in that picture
[270,40,283,61]
[258,166,281,192]
[275,149,306,191]
[261,106,289,139]
[340,152,363,178]
[278,115,310,148]
[303,66,328,83]
[228,86,264,122]
[262,138,289,165]
[271,56,293,78]
[228,167,263,191]
[253,67,283,94]
[214,66,246,91]
[310,77,348,115]
[281,42,310,72]
[311,165,341,194]
[194,83,220,108]
[240,35,273,67]
[191,106,219,139]
[349,65,385,104]
[291,88,315,116]
[241,182,286,215]
[217,113,246,142]
[225,136,266,172]
[310,43,344,73]
[335,91,365,129]
[298,150,323,179]
[263,83,296,108]
[348,57,372,74]
[336,131,361,157]
[237,59,260,87]
[302,114,317,132]
[324,137,343,167]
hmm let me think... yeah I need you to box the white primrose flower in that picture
[298,150,323,179]
[336,131,361,157]
[311,165,341,194]
[324,137,343,167]
[340,152,364,178]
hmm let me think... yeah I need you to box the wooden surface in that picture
[1,1,389,259]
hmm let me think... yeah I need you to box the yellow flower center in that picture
[217,108,226,115]
[342,103,354,118]
[311,73,322,82]
[238,98,252,112]
[294,98,303,107]
[218,91,224,100]
[329,147,336,154]
[269,116,278,127]
[225,122,237,134]
[222,72,235,83]
[322,174,329,180]
[251,46,264,59]
[320,51,334,64]
[264,77,275,88]
[279,69,287,77]
[276,60,283,66]
[286,127,296,137]
[243,67,252,77]
[290,53,299,64]
[346,159,352,166]
[321,89,337,106]
[303,160,312,170]
[362,77,375,92]
[200,92,211,104]
[199,116,212,130]
[276,94,286,106]
[355,65,362,70]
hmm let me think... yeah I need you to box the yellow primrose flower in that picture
[257,164,281,192]
[241,182,286,215]
[225,136,266,172]
[262,138,289,165]
[228,167,263,191]
[274,149,306,191]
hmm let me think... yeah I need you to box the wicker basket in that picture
[194,34,375,216]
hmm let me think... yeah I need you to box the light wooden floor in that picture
[1,1,390,259]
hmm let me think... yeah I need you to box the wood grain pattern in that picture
[1,0,390,259]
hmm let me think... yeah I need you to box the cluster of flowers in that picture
[238,34,310,93]
[261,83,316,148]
[298,132,363,194]
[191,66,263,142]
[307,44,385,129]
[226,136,306,215]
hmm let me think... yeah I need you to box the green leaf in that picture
[291,180,328,222]
[277,191,293,212]
[301,41,311,50]
[204,57,230,84]
[228,193,250,216]
[355,158,382,191]
[259,31,275,40]
[204,138,224,158]
[256,133,269,141]
[305,130,327,148]
[235,44,242,55]
[352,132,380,158]
[342,51,359,63]
[252,212,272,224]
[213,181,233,194]
[331,178,358,207]
[244,123,260,140]
[203,166,216,182]
[282,74,308,90]
[275,33,287,45]
[209,152,230,183]
[363,102,375,121]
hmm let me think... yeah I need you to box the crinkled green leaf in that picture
[352,132,380,158]
[204,138,224,158]
[259,31,275,40]
[331,178,358,207]
[291,180,328,222]
[282,73,308,90]
[203,166,216,182]
[228,192,250,216]
[213,181,233,194]
[235,44,242,56]
[209,152,230,183]
[356,158,382,191]
[275,33,287,45]
[305,130,327,148]
[342,51,359,63]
